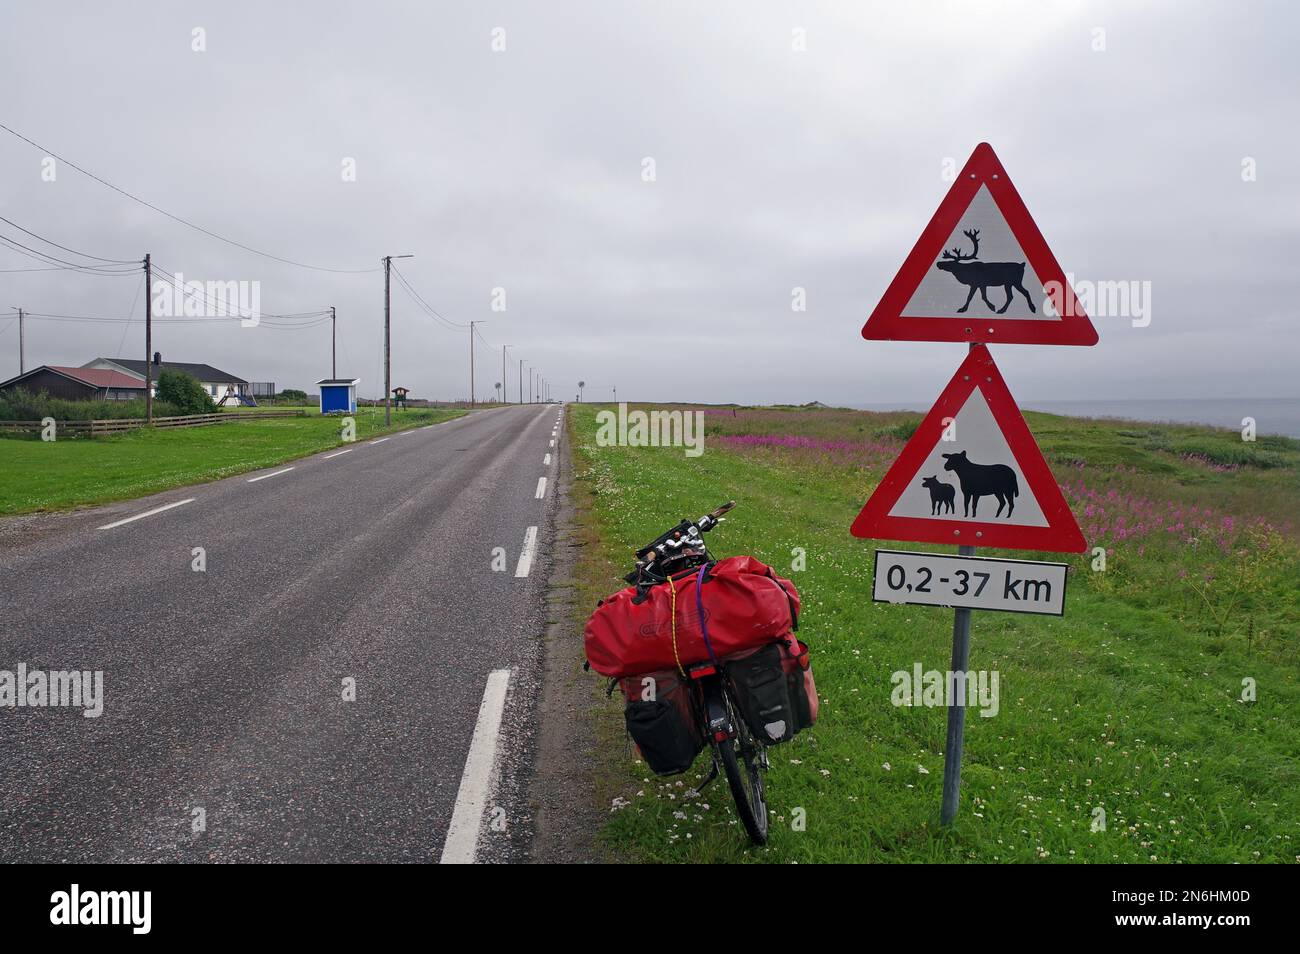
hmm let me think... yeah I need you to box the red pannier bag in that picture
[584,555,800,679]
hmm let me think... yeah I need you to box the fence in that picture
[0,410,304,436]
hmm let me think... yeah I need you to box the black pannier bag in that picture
[726,642,797,744]
[621,671,703,776]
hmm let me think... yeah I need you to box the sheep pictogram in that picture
[935,228,1037,315]
[941,450,1019,518]
[920,476,956,515]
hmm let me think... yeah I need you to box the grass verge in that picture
[568,403,1300,863]
[0,406,468,514]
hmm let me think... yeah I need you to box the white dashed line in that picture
[370,437,390,445]
[535,477,547,499]
[514,525,539,577]
[247,467,295,483]
[97,498,195,530]
[439,669,512,864]
[549,439,554,447]
[543,453,551,465]
[323,448,353,459]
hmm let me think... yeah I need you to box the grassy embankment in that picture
[568,403,1300,863]
[0,405,467,514]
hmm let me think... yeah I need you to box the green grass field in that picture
[0,406,467,514]
[568,403,1300,863]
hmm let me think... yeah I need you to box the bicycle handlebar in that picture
[633,501,736,565]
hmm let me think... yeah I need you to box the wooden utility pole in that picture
[144,253,153,423]
[16,307,23,374]
[469,321,477,405]
[383,257,392,425]
[518,359,524,405]
[331,306,337,379]
[380,255,413,423]
[501,345,510,407]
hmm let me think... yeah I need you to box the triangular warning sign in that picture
[851,345,1086,552]
[863,143,1098,346]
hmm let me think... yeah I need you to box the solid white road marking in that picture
[543,453,551,465]
[439,669,512,864]
[323,448,353,459]
[397,429,414,437]
[370,437,390,445]
[514,526,539,577]
[97,498,195,530]
[247,467,295,483]
[535,477,547,499]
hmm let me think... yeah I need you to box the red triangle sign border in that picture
[850,345,1087,553]
[863,143,1099,346]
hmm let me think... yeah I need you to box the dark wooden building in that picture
[0,365,147,401]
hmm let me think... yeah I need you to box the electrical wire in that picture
[114,271,146,357]
[0,214,137,264]
[0,233,140,276]
[148,260,331,322]
[389,263,469,330]
[0,120,380,274]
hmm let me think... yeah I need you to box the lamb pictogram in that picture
[935,228,1037,315]
[941,450,1019,518]
[920,476,956,515]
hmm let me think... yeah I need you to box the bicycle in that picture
[620,501,771,845]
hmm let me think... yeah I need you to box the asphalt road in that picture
[0,403,565,862]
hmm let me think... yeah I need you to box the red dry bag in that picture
[584,555,800,679]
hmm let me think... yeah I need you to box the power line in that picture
[0,233,139,275]
[20,309,332,327]
[149,260,332,322]
[0,264,123,273]
[0,214,137,263]
[389,263,468,330]
[0,120,380,274]
[114,272,146,357]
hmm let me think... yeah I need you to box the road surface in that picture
[0,403,565,863]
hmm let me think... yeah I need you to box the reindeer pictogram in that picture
[935,229,1036,314]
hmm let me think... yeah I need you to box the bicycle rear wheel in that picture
[718,705,768,845]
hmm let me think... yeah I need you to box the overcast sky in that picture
[1,1,1296,405]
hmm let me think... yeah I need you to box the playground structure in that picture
[216,385,258,408]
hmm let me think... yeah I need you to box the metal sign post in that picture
[940,544,974,826]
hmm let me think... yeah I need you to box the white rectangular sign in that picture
[872,549,1068,616]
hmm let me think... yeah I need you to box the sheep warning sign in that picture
[862,142,1098,346]
[850,344,1086,552]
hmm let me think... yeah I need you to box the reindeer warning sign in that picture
[863,143,1098,346]
[850,345,1086,552]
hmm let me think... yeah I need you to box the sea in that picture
[856,398,1300,439]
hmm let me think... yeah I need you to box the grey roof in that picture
[89,358,248,384]
[316,378,360,385]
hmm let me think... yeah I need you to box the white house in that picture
[83,355,248,400]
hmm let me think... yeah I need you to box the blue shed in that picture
[317,378,359,414]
